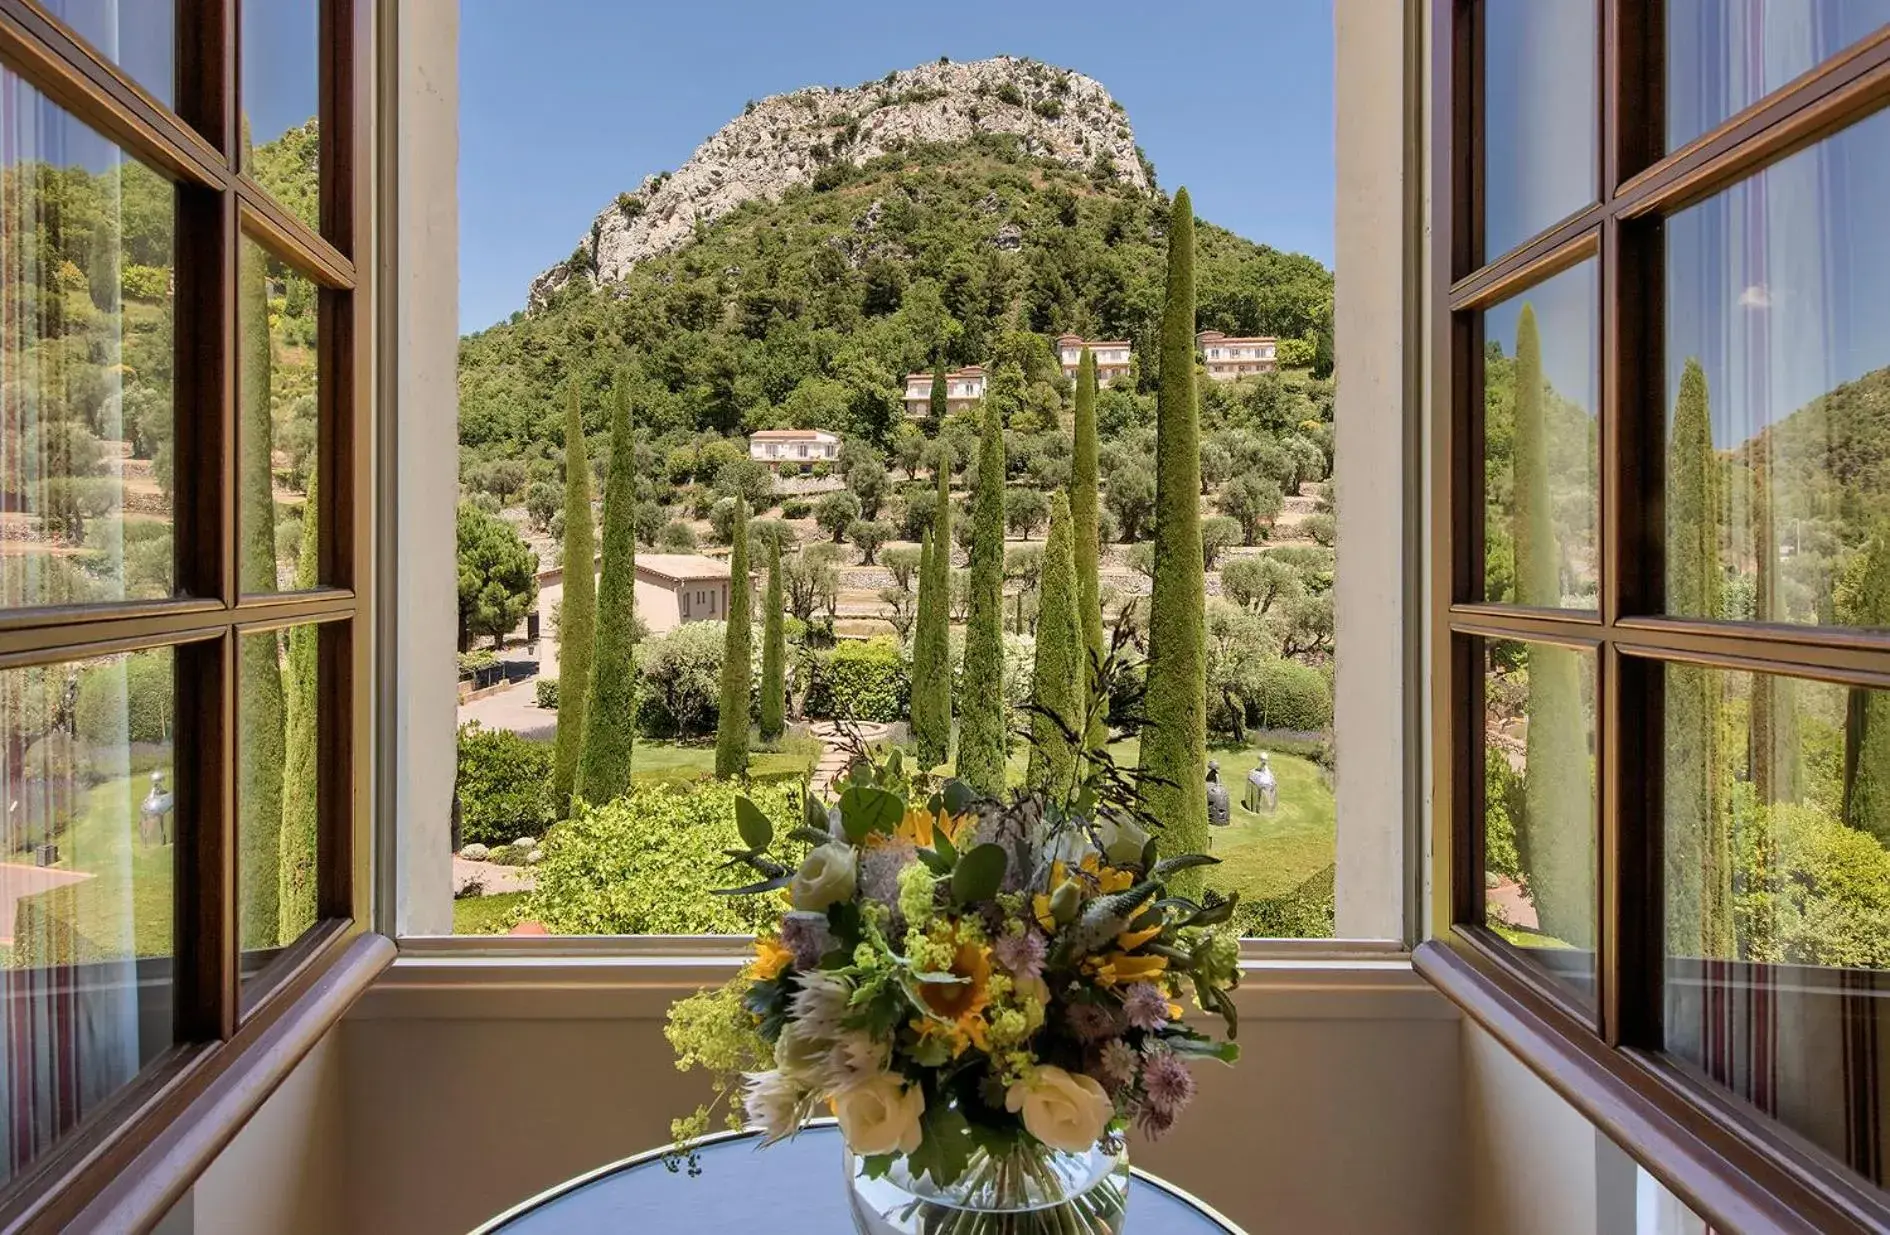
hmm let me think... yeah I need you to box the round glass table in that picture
[476,1122,1243,1233]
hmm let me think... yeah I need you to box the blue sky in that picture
[459,0,1335,332]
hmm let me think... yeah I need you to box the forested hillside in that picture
[458,134,1333,472]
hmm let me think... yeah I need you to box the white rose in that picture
[1005,1066,1115,1154]
[832,1073,925,1157]
[1095,814,1150,868]
[791,843,858,912]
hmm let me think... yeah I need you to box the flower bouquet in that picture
[666,728,1243,1235]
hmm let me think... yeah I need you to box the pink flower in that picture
[1064,1001,1121,1043]
[1140,1050,1196,1118]
[1121,982,1169,1032]
[1097,1039,1139,1088]
[993,928,1047,981]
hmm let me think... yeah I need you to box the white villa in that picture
[1197,330,1279,381]
[903,365,986,418]
[748,428,840,469]
[1055,334,1132,386]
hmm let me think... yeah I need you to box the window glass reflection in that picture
[240,0,320,233]
[1483,0,1597,257]
[37,0,175,108]
[1,67,176,607]
[1664,108,1890,630]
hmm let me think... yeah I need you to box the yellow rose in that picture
[1005,1066,1115,1154]
[790,843,858,912]
[832,1073,925,1157]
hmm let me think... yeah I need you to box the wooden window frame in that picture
[0,0,379,1228]
[1419,3,1890,1232]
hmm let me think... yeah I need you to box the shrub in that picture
[456,723,556,847]
[536,677,559,709]
[637,621,726,738]
[525,780,802,935]
[1248,657,1332,731]
[1229,865,1335,939]
[806,636,909,722]
[1304,512,1336,547]
[74,651,173,746]
[782,497,813,520]
[657,519,699,553]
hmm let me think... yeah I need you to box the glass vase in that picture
[844,1135,1130,1235]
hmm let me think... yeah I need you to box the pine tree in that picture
[1027,493,1083,798]
[552,383,597,811]
[1844,523,1890,845]
[716,496,753,778]
[929,358,948,432]
[238,237,282,949]
[278,469,319,943]
[576,379,638,804]
[760,534,786,742]
[1511,303,1591,949]
[1666,358,1726,957]
[958,387,1009,794]
[1070,347,1107,748]
[1138,187,1209,881]
[911,469,954,768]
[1749,456,1796,804]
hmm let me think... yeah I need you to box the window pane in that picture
[237,625,322,982]
[1,68,176,607]
[1482,0,1597,258]
[1664,109,1890,629]
[37,0,175,109]
[1667,1,1890,152]
[0,649,176,1189]
[237,237,320,594]
[1483,638,1596,1002]
[1662,664,1890,1191]
[239,0,320,233]
[1482,259,1599,609]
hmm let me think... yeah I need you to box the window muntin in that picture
[1480,259,1599,610]
[1480,0,1598,260]
[1666,1,1890,152]
[0,648,178,1192]
[1,74,177,608]
[236,237,321,595]
[238,0,321,234]
[1663,108,1890,630]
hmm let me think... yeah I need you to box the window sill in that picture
[1414,938,1887,1235]
[357,940,1445,1024]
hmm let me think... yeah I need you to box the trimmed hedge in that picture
[1228,864,1334,939]
[806,636,909,723]
[74,651,174,746]
[457,723,556,847]
[1248,658,1332,731]
[536,677,559,709]
[525,780,800,935]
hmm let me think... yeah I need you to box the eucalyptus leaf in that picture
[734,795,774,852]
[932,820,957,867]
[1152,853,1221,879]
[941,779,978,816]
[838,785,903,843]
[916,848,952,876]
[951,843,1008,904]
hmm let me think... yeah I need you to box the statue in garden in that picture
[1245,753,1278,813]
[1205,760,1231,827]
[140,769,174,846]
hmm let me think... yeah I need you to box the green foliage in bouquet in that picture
[665,643,1241,1185]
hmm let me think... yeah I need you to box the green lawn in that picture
[627,738,817,784]
[5,768,176,965]
[455,890,527,935]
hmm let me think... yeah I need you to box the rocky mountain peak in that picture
[526,56,1150,310]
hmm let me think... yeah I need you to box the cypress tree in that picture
[237,238,282,949]
[278,470,319,943]
[1666,358,1726,956]
[1027,493,1083,798]
[716,497,753,778]
[911,469,954,768]
[929,358,948,433]
[552,383,597,811]
[759,534,786,742]
[576,379,638,804]
[958,387,1009,794]
[1844,523,1890,844]
[1749,457,1796,804]
[1071,347,1106,748]
[1510,304,1591,949]
[1138,187,1209,879]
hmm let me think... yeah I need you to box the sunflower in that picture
[912,924,994,1054]
[881,806,969,850]
[749,934,795,981]
[1086,951,1168,989]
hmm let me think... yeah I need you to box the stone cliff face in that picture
[527,57,1150,309]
